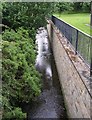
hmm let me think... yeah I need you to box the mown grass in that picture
[54,13,92,36]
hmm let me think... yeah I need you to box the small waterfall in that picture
[27,27,67,119]
[35,27,52,89]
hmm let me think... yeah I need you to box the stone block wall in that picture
[47,22,91,118]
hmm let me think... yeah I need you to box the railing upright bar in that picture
[90,59,92,77]
[75,30,78,55]
[90,38,92,77]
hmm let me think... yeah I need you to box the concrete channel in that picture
[27,27,68,119]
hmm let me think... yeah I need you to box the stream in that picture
[27,27,67,119]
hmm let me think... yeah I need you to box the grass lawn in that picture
[54,13,92,36]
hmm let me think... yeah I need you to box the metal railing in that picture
[51,15,92,76]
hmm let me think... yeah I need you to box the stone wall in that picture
[47,21,91,118]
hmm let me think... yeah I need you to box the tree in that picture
[2,3,54,36]
[73,2,83,11]
[55,2,90,13]
[55,2,73,13]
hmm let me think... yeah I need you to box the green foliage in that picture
[55,2,90,13]
[56,2,73,13]
[2,28,42,119]
[73,2,90,12]
[73,2,83,11]
[2,104,26,119]
[4,107,26,119]
[82,2,90,12]
[1,2,56,119]
[0,2,2,17]
[2,2,54,36]
[1,2,55,119]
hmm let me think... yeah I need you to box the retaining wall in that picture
[47,21,92,118]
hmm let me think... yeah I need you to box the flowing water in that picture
[28,27,67,119]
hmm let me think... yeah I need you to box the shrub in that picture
[2,28,42,119]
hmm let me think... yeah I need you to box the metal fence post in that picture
[90,3,92,76]
[75,30,78,55]
[90,37,92,77]
[51,16,53,43]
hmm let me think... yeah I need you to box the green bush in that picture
[2,2,54,40]
[3,105,26,119]
[2,28,42,119]
[1,2,55,119]
[82,2,90,12]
